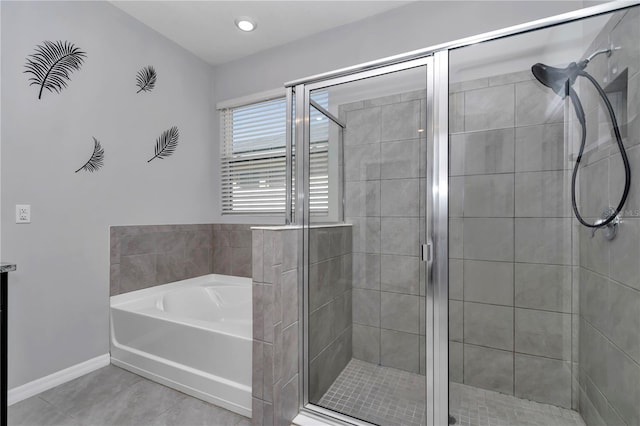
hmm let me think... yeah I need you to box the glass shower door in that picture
[446,6,640,426]
[298,58,440,426]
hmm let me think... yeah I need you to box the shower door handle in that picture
[421,242,433,262]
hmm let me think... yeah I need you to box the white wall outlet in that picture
[16,204,31,224]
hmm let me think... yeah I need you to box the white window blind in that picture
[220,91,329,215]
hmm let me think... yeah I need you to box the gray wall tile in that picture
[353,324,380,364]
[381,329,420,373]
[515,171,571,217]
[353,289,380,327]
[380,255,419,295]
[381,292,420,334]
[449,300,463,342]
[515,263,572,312]
[380,217,419,256]
[609,218,640,292]
[449,342,463,383]
[515,80,563,127]
[345,181,381,218]
[449,177,464,218]
[450,129,515,176]
[463,174,514,217]
[464,302,513,351]
[449,259,463,301]
[515,218,571,264]
[515,354,572,408]
[515,308,571,360]
[345,144,381,181]
[450,92,465,134]
[309,303,333,359]
[380,100,421,142]
[380,179,420,217]
[352,253,380,290]
[463,218,514,261]
[464,85,515,132]
[606,279,640,364]
[350,217,381,254]
[464,344,514,395]
[156,252,187,284]
[281,269,298,328]
[119,254,156,293]
[449,219,463,259]
[515,123,566,172]
[252,230,264,282]
[464,260,513,306]
[380,139,421,179]
[345,107,381,146]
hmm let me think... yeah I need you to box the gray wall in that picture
[576,7,640,426]
[1,1,215,388]
[447,67,577,408]
[210,1,585,224]
[341,92,427,375]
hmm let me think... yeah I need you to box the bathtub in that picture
[110,274,252,417]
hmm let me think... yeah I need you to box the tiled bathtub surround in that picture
[574,8,640,426]
[110,224,255,296]
[308,225,353,402]
[110,224,213,296]
[448,67,577,409]
[340,91,427,375]
[251,227,302,426]
[212,224,254,277]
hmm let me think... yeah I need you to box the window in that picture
[220,92,329,215]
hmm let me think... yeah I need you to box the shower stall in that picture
[287,2,640,425]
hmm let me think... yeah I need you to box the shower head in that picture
[531,61,586,98]
[531,47,614,97]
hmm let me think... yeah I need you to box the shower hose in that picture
[567,70,631,228]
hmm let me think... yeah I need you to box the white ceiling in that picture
[111,1,412,66]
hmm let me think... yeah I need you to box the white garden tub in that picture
[110,274,252,416]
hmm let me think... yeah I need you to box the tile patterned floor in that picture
[8,364,251,426]
[318,359,585,426]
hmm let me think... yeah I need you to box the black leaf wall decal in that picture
[136,66,157,93]
[148,126,179,162]
[24,40,86,99]
[75,137,104,173]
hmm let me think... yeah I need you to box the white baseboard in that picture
[8,354,110,406]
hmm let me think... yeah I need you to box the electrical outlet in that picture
[16,204,31,224]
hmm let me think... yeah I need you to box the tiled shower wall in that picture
[110,224,254,296]
[308,225,353,402]
[448,69,577,409]
[575,7,640,426]
[339,92,427,375]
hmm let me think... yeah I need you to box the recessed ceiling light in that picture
[235,18,257,32]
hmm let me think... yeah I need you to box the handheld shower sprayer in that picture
[531,47,630,237]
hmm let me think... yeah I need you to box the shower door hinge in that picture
[421,243,432,262]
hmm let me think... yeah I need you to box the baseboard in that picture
[8,353,110,405]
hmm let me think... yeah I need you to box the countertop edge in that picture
[0,263,17,273]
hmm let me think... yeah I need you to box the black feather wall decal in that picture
[75,137,105,173]
[24,40,86,99]
[148,126,179,162]
[136,66,157,93]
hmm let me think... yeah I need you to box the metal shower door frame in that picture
[293,54,450,426]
